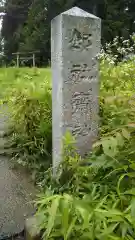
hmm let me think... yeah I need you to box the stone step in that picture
[25,216,41,240]
[0,130,6,138]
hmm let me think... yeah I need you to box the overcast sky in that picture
[0,13,5,31]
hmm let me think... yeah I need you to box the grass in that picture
[1,57,135,239]
[0,67,51,95]
[34,57,135,239]
[0,67,52,182]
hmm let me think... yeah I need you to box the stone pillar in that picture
[51,7,101,173]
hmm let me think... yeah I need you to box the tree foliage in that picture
[1,0,135,65]
[1,0,32,62]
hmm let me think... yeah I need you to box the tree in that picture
[1,0,32,63]
[19,0,101,65]
[18,0,49,65]
[1,0,135,65]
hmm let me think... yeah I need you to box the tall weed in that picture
[1,38,135,238]
[36,40,135,238]
[0,68,52,180]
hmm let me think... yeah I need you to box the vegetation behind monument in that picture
[1,0,135,65]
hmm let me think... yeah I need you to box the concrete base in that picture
[25,216,41,240]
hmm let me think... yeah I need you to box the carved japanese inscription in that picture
[65,61,98,84]
[69,29,92,51]
[71,91,93,136]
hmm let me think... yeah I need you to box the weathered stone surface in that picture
[25,216,41,240]
[0,155,36,236]
[51,7,101,171]
[0,130,5,137]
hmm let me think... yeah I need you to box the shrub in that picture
[35,38,135,239]
[1,37,135,238]
[0,68,52,181]
[36,129,135,240]
[36,114,135,238]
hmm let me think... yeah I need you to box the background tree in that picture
[1,0,32,63]
[1,0,135,65]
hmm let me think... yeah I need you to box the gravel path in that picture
[0,104,37,238]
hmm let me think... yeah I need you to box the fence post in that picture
[33,53,35,67]
[17,53,19,67]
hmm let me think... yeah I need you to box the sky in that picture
[0,13,5,31]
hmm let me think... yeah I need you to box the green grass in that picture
[0,67,51,96]
[0,67,52,182]
[1,59,135,239]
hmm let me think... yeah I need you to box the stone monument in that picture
[51,7,101,172]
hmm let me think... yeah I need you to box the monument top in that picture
[62,6,99,19]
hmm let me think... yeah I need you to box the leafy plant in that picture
[1,36,135,238]
[36,125,135,239]
[36,38,135,239]
[0,68,52,181]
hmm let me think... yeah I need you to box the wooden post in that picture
[17,53,19,67]
[33,53,35,67]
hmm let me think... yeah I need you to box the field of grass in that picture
[0,67,51,95]
[1,58,135,239]
[0,67,52,182]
